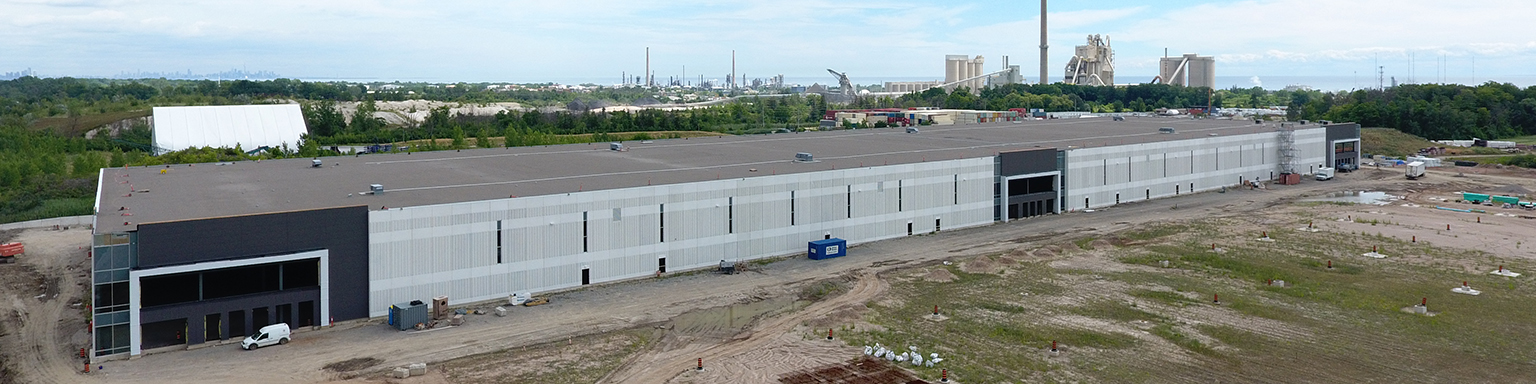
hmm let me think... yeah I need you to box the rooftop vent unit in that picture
[312,159,322,168]
[371,184,384,195]
[795,152,814,162]
[610,142,624,151]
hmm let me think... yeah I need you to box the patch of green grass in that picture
[799,280,847,301]
[1195,324,1268,350]
[1222,295,1304,322]
[1505,134,1536,145]
[29,109,151,136]
[977,301,1029,313]
[0,197,94,224]
[1360,127,1437,158]
[1070,300,1165,323]
[1129,289,1199,306]
[989,324,1139,349]
[1122,224,1187,241]
[1074,237,1097,250]
[1151,323,1216,356]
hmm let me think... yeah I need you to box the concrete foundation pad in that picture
[1401,305,1436,316]
[1256,237,1275,242]
[925,314,949,322]
[1297,227,1321,233]
[1491,270,1521,277]
[1361,252,1387,259]
[1452,287,1481,295]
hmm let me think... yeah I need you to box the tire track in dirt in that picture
[600,272,887,384]
[0,229,95,384]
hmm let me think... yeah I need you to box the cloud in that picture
[1,0,1533,81]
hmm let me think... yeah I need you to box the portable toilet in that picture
[808,238,848,260]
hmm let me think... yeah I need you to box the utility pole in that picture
[1039,0,1048,84]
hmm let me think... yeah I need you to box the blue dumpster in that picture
[808,238,848,260]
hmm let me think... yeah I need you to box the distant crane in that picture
[827,69,854,96]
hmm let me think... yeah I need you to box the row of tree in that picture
[5,75,1536,223]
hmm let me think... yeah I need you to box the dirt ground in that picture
[0,227,93,384]
[1,165,1532,383]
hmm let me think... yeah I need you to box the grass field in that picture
[842,214,1536,383]
[1361,128,1514,157]
[29,109,150,136]
[1503,135,1536,145]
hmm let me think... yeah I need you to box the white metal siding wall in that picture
[1064,128,1326,210]
[366,158,995,316]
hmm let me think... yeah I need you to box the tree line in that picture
[4,75,1535,223]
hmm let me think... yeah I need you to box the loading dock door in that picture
[276,304,292,327]
[228,310,246,338]
[298,300,315,327]
[252,307,270,330]
[204,314,221,341]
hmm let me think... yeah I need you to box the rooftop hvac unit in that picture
[796,152,814,162]
[371,184,384,194]
[312,159,322,168]
[610,142,623,151]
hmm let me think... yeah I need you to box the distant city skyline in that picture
[2,0,1533,88]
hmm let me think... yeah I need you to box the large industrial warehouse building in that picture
[89,117,1359,359]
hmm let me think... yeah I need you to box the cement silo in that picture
[945,55,985,92]
[1158,53,1215,88]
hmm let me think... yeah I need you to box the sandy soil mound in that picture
[960,257,1001,274]
[1090,239,1115,250]
[923,268,957,282]
[1032,248,1058,258]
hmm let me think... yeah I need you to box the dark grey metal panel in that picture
[134,206,368,321]
[999,148,1059,176]
[1326,123,1360,145]
[140,287,319,344]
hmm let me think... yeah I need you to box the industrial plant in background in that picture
[944,55,987,92]
[1157,53,1216,88]
[1064,35,1115,86]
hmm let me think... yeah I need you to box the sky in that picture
[3,0,1535,88]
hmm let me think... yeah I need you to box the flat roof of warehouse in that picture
[96,117,1330,233]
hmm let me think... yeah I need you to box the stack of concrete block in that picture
[494,307,506,317]
[450,314,464,326]
[408,363,427,376]
[392,367,410,378]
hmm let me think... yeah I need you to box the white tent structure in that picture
[151,104,308,155]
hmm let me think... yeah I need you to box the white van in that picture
[1315,167,1335,181]
[242,323,291,350]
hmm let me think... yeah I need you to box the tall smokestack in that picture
[1039,0,1048,84]
[646,47,651,87]
[732,50,736,90]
